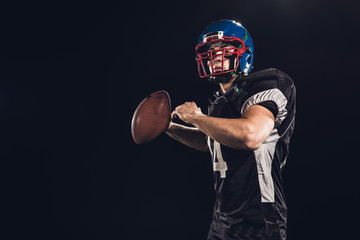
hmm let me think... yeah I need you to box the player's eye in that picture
[224,48,235,54]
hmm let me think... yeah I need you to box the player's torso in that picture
[206,68,295,220]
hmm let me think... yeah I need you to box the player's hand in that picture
[172,101,203,124]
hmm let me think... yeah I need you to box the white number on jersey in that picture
[208,138,228,178]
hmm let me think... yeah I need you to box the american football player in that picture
[165,19,296,240]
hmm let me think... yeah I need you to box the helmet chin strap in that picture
[208,71,241,84]
[209,73,233,84]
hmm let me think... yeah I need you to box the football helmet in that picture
[195,20,254,80]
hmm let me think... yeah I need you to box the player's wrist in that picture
[190,112,207,125]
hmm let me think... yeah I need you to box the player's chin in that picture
[212,69,224,74]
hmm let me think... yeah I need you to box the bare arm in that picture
[173,102,275,150]
[164,122,209,152]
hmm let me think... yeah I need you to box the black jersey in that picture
[206,68,296,240]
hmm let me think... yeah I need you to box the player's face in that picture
[207,44,235,74]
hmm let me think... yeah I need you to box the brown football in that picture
[131,90,171,144]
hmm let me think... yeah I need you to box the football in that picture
[131,90,171,144]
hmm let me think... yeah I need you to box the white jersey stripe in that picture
[254,128,280,203]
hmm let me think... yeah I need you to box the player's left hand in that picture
[172,101,203,124]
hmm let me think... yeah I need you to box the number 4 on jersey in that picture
[208,138,228,178]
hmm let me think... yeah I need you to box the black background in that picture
[1,0,359,239]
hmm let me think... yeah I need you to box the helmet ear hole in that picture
[247,54,252,64]
[243,46,254,73]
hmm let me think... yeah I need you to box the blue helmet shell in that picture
[197,19,254,74]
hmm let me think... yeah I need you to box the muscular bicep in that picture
[241,104,275,146]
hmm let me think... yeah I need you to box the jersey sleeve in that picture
[257,101,278,119]
[240,69,295,127]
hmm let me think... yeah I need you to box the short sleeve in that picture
[257,101,278,119]
[241,88,288,126]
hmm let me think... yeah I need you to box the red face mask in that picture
[195,36,246,78]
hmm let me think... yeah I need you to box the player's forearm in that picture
[164,122,209,152]
[191,114,257,150]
